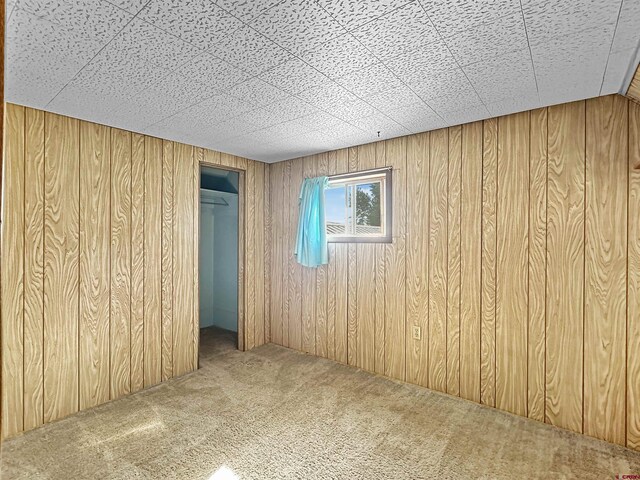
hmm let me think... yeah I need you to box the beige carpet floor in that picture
[2,326,640,479]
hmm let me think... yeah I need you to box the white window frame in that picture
[325,167,392,243]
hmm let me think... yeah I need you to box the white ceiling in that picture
[6,0,640,163]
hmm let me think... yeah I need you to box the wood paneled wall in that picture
[1,104,269,439]
[268,94,640,450]
[627,63,640,105]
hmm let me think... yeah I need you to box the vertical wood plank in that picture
[428,128,448,392]
[356,144,376,372]
[406,132,430,388]
[130,133,145,392]
[173,143,195,375]
[584,95,627,445]
[218,152,234,169]
[481,117,498,407]
[44,112,79,423]
[528,108,547,422]
[374,142,387,375]
[347,147,358,365]
[327,243,336,359]
[264,163,271,345]
[460,121,482,403]
[384,137,406,381]
[256,161,266,347]
[1,103,25,438]
[334,149,349,364]
[628,99,640,450]
[496,111,529,417]
[246,161,256,350]
[161,140,174,380]
[315,153,329,358]
[0,6,4,212]
[301,156,317,355]
[145,136,163,387]
[546,101,584,433]
[23,107,45,431]
[193,148,202,367]
[204,149,221,164]
[281,161,291,348]
[288,159,303,351]
[334,244,349,364]
[269,162,284,346]
[347,241,357,365]
[79,121,110,410]
[110,128,131,400]
[326,153,337,360]
[238,169,245,351]
[447,126,462,397]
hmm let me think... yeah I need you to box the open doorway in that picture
[199,166,240,361]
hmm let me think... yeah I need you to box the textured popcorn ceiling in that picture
[6,0,640,162]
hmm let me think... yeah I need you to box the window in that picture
[325,167,392,243]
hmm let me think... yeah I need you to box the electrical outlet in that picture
[412,326,421,340]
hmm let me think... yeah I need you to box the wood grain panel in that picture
[428,128,448,392]
[334,244,349,364]
[23,107,45,431]
[334,149,349,364]
[193,148,202,366]
[301,155,317,355]
[255,161,266,347]
[347,147,358,366]
[546,101,585,433]
[234,154,248,171]
[1,103,25,438]
[584,95,627,445]
[481,117,497,407]
[79,120,110,410]
[528,108,547,422]
[627,63,640,104]
[374,142,386,375]
[0,4,3,205]
[496,111,529,417]
[347,242,357,365]
[110,128,132,400]
[161,140,174,381]
[203,149,220,166]
[288,159,303,351]
[269,162,284,345]
[6,96,640,448]
[262,95,639,451]
[460,121,482,403]
[237,169,245,351]
[280,161,291,348]
[356,143,376,372]
[326,153,337,360]
[144,136,163,387]
[1,105,264,439]
[246,161,256,350]
[327,241,336,359]
[131,133,145,392]
[447,126,461,397]
[384,136,406,381]
[173,143,195,375]
[628,99,640,450]
[315,153,329,358]
[44,112,79,423]
[219,152,234,170]
[263,162,271,345]
[406,132,430,387]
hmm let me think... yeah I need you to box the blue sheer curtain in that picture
[295,176,329,268]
